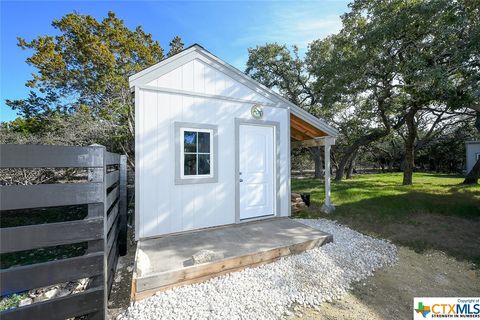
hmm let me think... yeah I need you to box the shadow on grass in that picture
[294,191,480,267]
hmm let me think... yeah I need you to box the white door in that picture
[239,124,275,220]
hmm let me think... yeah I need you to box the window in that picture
[175,122,218,184]
[181,128,213,177]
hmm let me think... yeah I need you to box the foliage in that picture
[246,44,313,107]
[415,117,478,172]
[0,293,28,311]
[1,110,117,185]
[168,36,185,57]
[1,109,115,148]
[8,11,163,114]
[246,0,480,184]
[4,5,479,182]
[4,12,184,168]
[291,148,315,173]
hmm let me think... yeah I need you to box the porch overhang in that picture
[291,114,327,140]
[289,110,337,214]
[289,109,337,148]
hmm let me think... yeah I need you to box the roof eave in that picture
[129,44,338,137]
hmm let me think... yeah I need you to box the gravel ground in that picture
[293,247,480,320]
[117,219,398,320]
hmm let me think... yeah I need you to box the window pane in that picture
[198,132,211,153]
[198,154,211,175]
[184,154,197,175]
[184,131,197,152]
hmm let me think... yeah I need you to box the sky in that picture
[0,0,350,121]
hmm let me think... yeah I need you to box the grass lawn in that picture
[292,172,480,266]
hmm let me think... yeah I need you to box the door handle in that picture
[239,179,244,182]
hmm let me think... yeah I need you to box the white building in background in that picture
[466,141,480,172]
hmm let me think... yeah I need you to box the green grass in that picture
[292,172,480,266]
[292,172,480,220]
[0,293,28,311]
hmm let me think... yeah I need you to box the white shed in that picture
[129,44,338,240]
[466,141,480,172]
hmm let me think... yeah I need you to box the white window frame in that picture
[180,127,214,179]
[174,122,218,185]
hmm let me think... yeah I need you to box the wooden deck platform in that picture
[132,218,333,301]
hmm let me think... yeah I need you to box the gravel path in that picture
[118,219,398,320]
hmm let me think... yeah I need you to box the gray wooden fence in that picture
[0,144,127,320]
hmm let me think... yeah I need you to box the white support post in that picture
[321,138,335,214]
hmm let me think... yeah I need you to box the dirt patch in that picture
[107,225,137,319]
[292,246,480,320]
[333,213,480,265]
[387,214,480,258]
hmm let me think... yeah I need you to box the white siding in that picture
[466,142,480,172]
[146,59,273,105]
[137,58,289,238]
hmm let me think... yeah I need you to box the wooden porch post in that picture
[321,138,335,214]
[291,136,336,213]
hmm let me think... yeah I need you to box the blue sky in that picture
[1,0,350,121]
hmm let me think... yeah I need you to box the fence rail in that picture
[0,144,127,320]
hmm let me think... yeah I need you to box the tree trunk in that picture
[335,153,350,181]
[463,158,480,184]
[402,110,417,185]
[335,129,389,181]
[346,150,358,179]
[308,147,323,179]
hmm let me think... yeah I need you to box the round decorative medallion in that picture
[251,104,264,119]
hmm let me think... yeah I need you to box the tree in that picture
[307,28,406,181]
[332,0,480,185]
[245,1,479,185]
[167,36,184,57]
[246,44,316,108]
[1,110,117,185]
[5,11,166,168]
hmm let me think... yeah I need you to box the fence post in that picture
[118,155,128,256]
[101,147,108,320]
[86,145,107,320]
[87,166,104,253]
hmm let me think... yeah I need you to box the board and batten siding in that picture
[136,58,289,238]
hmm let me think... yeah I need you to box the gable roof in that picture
[129,44,338,137]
